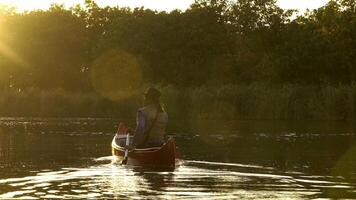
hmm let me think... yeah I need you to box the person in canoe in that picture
[128,87,168,149]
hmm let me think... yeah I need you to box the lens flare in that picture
[0,41,29,68]
[329,143,356,197]
[90,50,142,101]
[0,13,29,70]
[332,143,356,176]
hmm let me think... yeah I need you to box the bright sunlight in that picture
[0,0,355,199]
[0,0,328,12]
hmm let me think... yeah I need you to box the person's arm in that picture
[132,110,145,146]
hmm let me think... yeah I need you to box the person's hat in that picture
[144,87,161,99]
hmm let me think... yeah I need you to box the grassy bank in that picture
[162,84,356,121]
[0,88,138,118]
[0,85,355,121]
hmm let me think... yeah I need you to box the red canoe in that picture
[111,136,179,170]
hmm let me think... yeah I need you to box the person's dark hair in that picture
[144,87,164,112]
[144,87,161,102]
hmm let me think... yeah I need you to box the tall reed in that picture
[0,84,355,121]
[160,84,356,121]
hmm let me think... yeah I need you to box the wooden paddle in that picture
[116,123,130,165]
[121,132,130,165]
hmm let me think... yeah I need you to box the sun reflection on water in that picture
[0,157,355,199]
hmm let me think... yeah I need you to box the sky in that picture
[0,0,330,13]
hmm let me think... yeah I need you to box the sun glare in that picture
[0,0,329,12]
[0,0,192,12]
[277,0,329,12]
[0,0,79,12]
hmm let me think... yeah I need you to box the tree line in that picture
[0,0,355,93]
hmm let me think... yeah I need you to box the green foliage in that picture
[0,0,356,119]
[1,5,88,90]
[0,0,355,88]
[0,84,355,120]
[160,84,356,121]
[0,88,137,117]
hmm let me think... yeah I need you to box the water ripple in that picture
[0,159,354,199]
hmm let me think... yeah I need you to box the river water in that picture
[0,118,355,199]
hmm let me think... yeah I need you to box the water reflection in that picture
[0,118,356,199]
[1,158,355,199]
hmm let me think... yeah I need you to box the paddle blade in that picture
[121,156,128,165]
[116,123,128,135]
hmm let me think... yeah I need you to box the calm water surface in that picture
[0,118,355,199]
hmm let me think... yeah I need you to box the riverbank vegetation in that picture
[0,84,355,121]
[0,0,355,120]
